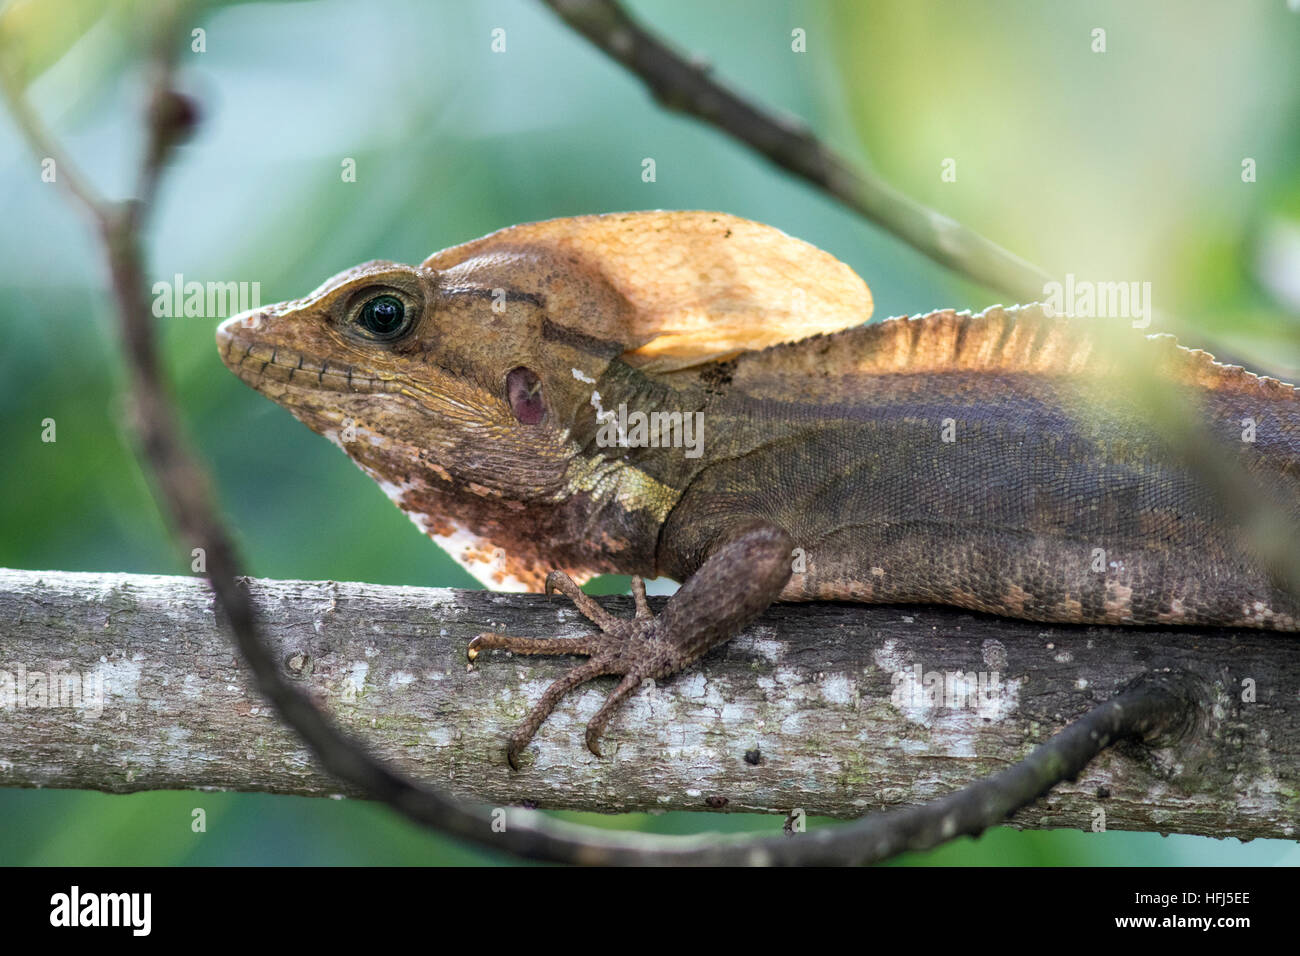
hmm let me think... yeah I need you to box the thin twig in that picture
[783,675,1196,864]
[541,0,1054,303]
[0,53,103,219]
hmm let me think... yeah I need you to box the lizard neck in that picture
[550,359,714,579]
[330,359,701,592]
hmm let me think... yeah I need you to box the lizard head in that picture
[216,255,626,589]
[217,257,609,480]
[217,211,872,589]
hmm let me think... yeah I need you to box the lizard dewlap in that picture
[217,210,1300,766]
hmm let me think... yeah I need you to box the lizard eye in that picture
[355,293,409,340]
[506,367,545,425]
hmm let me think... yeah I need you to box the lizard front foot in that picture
[468,573,667,769]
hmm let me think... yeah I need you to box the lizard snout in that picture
[217,308,267,340]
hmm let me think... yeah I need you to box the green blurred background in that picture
[2,0,1298,864]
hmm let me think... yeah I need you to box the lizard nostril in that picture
[217,310,264,339]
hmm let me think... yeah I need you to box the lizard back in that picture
[654,305,1300,629]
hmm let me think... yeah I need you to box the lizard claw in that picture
[468,575,663,768]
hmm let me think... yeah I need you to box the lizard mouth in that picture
[216,315,393,396]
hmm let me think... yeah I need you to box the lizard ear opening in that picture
[423,211,872,373]
[506,366,545,425]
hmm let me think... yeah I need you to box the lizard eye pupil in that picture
[358,294,407,337]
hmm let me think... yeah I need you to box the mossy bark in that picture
[0,567,1295,840]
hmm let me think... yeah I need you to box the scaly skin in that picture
[216,212,1300,766]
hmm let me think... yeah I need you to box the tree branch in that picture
[541,0,1054,303]
[6,568,1293,849]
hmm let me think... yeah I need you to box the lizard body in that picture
[217,211,1300,765]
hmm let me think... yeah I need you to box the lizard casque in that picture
[217,211,1300,768]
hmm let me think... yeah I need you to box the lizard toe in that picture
[474,582,674,767]
[585,672,647,759]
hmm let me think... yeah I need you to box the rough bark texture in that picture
[0,567,1295,839]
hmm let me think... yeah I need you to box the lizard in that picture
[216,210,1300,770]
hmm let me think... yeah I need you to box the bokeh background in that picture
[2,0,1298,864]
